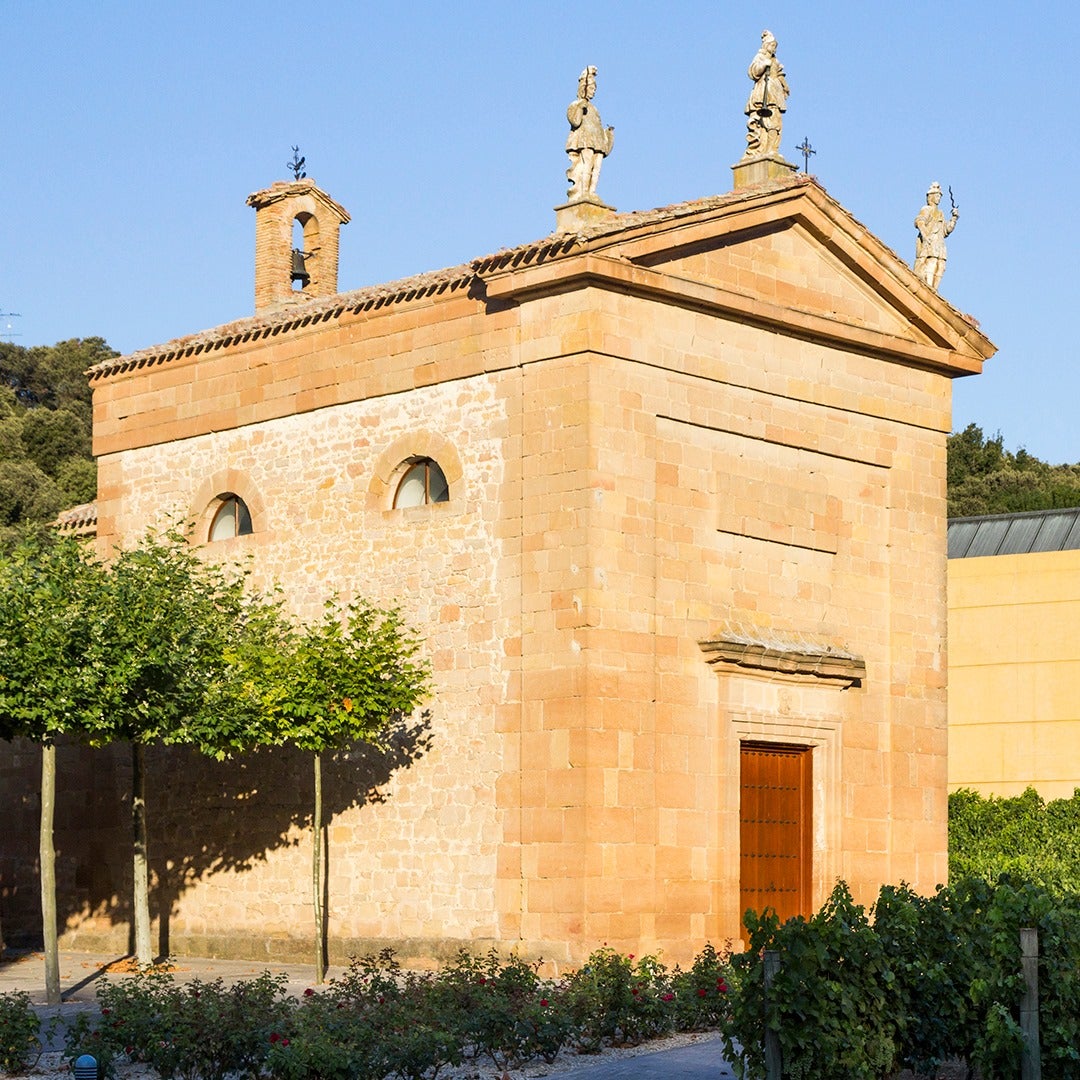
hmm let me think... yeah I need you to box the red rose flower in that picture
[540,998,549,1007]
[303,988,315,997]
[697,988,707,998]
[281,1039,290,1047]
[269,1033,281,1044]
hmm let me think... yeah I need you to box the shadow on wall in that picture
[0,712,433,956]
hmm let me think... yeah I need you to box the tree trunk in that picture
[39,743,60,1005]
[132,742,153,967]
[313,751,326,984]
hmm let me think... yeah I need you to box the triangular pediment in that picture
[570,179,995,371]
[634,220,922,342]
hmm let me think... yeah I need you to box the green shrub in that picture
[61,944,738,1080]
[296,950,464,1080]
[563,947,683,1051]
[64,972,292,1080]
[425,948,571,1068]
[872,882,975,1074]
[952,876,1080,1080]
[63,1010,124,1080]
[950,787,1080,893]
[721,883,897,1080]
[721,876,1080,1080]
[0,990,41,1074]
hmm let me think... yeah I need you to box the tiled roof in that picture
[948,507,1080,558]
[89,175,819,380]
[55,501,98,535]
[88,170,987,383]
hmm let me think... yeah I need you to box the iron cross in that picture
[796,136,816,173]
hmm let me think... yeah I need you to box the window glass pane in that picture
[209,499,237,541]
[236,499,253,535]
[394,464,427,508]
[427,462,449,503]
[209,494,253,540]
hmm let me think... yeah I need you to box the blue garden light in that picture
[73,1053,98,1080]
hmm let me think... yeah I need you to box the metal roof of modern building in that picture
[947,507,1080,558]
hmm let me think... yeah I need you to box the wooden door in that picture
[739,742,812,923]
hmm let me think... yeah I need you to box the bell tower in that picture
[246,178,351,313]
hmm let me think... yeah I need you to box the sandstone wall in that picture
[7,186,976,965]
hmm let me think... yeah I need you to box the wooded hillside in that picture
[947,424,1080,518]
[0,338,114,543]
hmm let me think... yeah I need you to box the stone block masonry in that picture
[0,173,993,967]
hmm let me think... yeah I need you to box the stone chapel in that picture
[8,50,995,965]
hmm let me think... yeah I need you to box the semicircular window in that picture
[209,494,253,541]
[393,459,450,508]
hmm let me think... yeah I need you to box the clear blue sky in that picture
[3,2,1076,461]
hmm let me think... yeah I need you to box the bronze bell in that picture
[290,248,310,288]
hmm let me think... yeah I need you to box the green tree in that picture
[0,338,111,542]
[34,337,111,409]
[0,531,111,1003]
[55,457,97,506]
[20,408,91,476]
[0,337,111,411]
[93,529,280,967]
[947,424,1080,517]
[0,460,63,527]
[250,599,430,982]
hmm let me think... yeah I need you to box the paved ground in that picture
[0,948,329,1008]
[1,950,737,1077]
[539,1040,735,1078]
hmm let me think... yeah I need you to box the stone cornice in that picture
[89,175,994,383]
[699,635,866,687]
[484,252,985,378]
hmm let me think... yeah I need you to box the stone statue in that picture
[914,182,959,290]
[565,66,614,201]
[744,30,789,157]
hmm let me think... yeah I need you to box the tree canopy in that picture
[947,424,1080,518]
[241,598,431,981]
[0,530,109,743]
[0,338,112,544]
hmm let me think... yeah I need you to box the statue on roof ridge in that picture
[914,182,959,290]
[743,29,789,158]
[565,66,615,202]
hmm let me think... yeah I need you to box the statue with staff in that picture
[565,65,615,201]
[914,181,959,290]
[744,30,789,157]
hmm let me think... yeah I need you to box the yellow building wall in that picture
[948,548,1080,798]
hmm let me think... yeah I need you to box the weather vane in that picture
[287,146,307,181]
[796,136,815,173]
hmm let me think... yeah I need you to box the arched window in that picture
[209,494,253,540]
[393,459,450,508]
